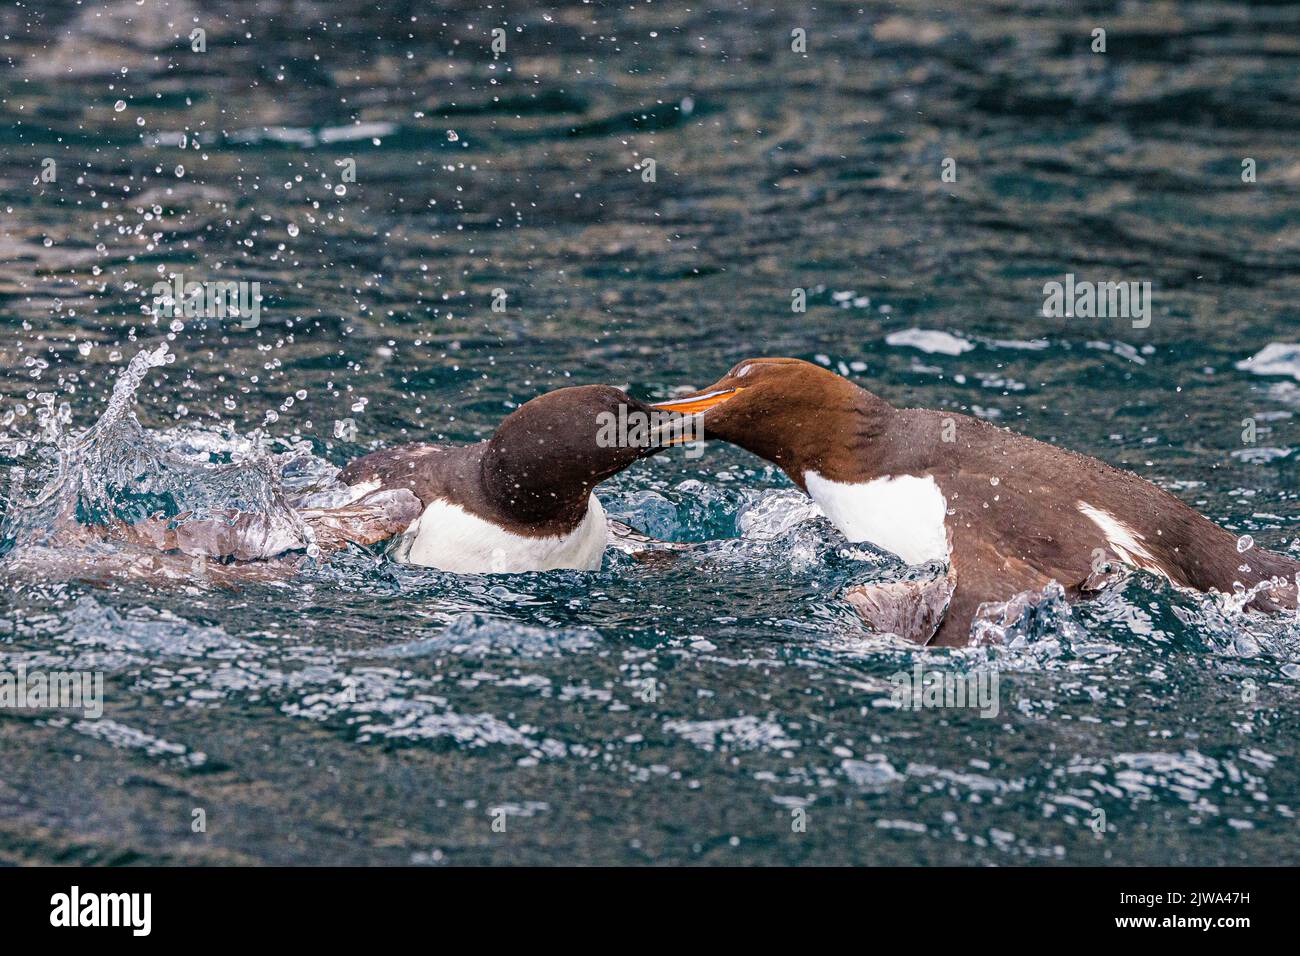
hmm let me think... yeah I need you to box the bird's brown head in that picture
[652,358,891,487]
[482,384,693,524]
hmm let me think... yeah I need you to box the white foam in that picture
[885,328,975,356]
[1236,343,1300,381]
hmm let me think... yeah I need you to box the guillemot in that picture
[656,357,1300,645]
[337,384,689,572]
[38,383,685,579]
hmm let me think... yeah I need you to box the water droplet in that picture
[446,129,459,141]
[334,184,346,196]
[989,477,1000,486]
[287,223,299,237]
[114,100,126,112]
[1237,534,1254,553]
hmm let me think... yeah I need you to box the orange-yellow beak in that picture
[648,387,744,447]
[650,387,744,416]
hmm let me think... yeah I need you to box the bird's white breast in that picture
[391,495,608,573]
[803,471,950,565]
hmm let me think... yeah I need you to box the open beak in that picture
[650,386,744,416]
[646,387,743,447]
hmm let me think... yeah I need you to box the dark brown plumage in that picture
[53,385,677,579]
[664,358,1299,645]
[338,384,667,538]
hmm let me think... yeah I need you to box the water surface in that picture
[1,0,1298,865]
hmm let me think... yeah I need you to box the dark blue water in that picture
[1,0,1298,865]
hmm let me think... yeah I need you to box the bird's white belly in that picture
[804,471,950,565]
[391,495,608,573]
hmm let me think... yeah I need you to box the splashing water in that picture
[0,345,315,562]
[3,0,1300,864]
[2,380,1300,866]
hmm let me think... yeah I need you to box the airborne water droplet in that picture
[1237,534,1254,553]
[114,100,126,112]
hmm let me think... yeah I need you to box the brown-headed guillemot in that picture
[19,384,688,586]
[54,383,688,578]
[654,357,1300,645]
[336,384,691,572]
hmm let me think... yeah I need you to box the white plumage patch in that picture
[804,471,950,565]
[1077,501,1169,578]
[391,495,608,573]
